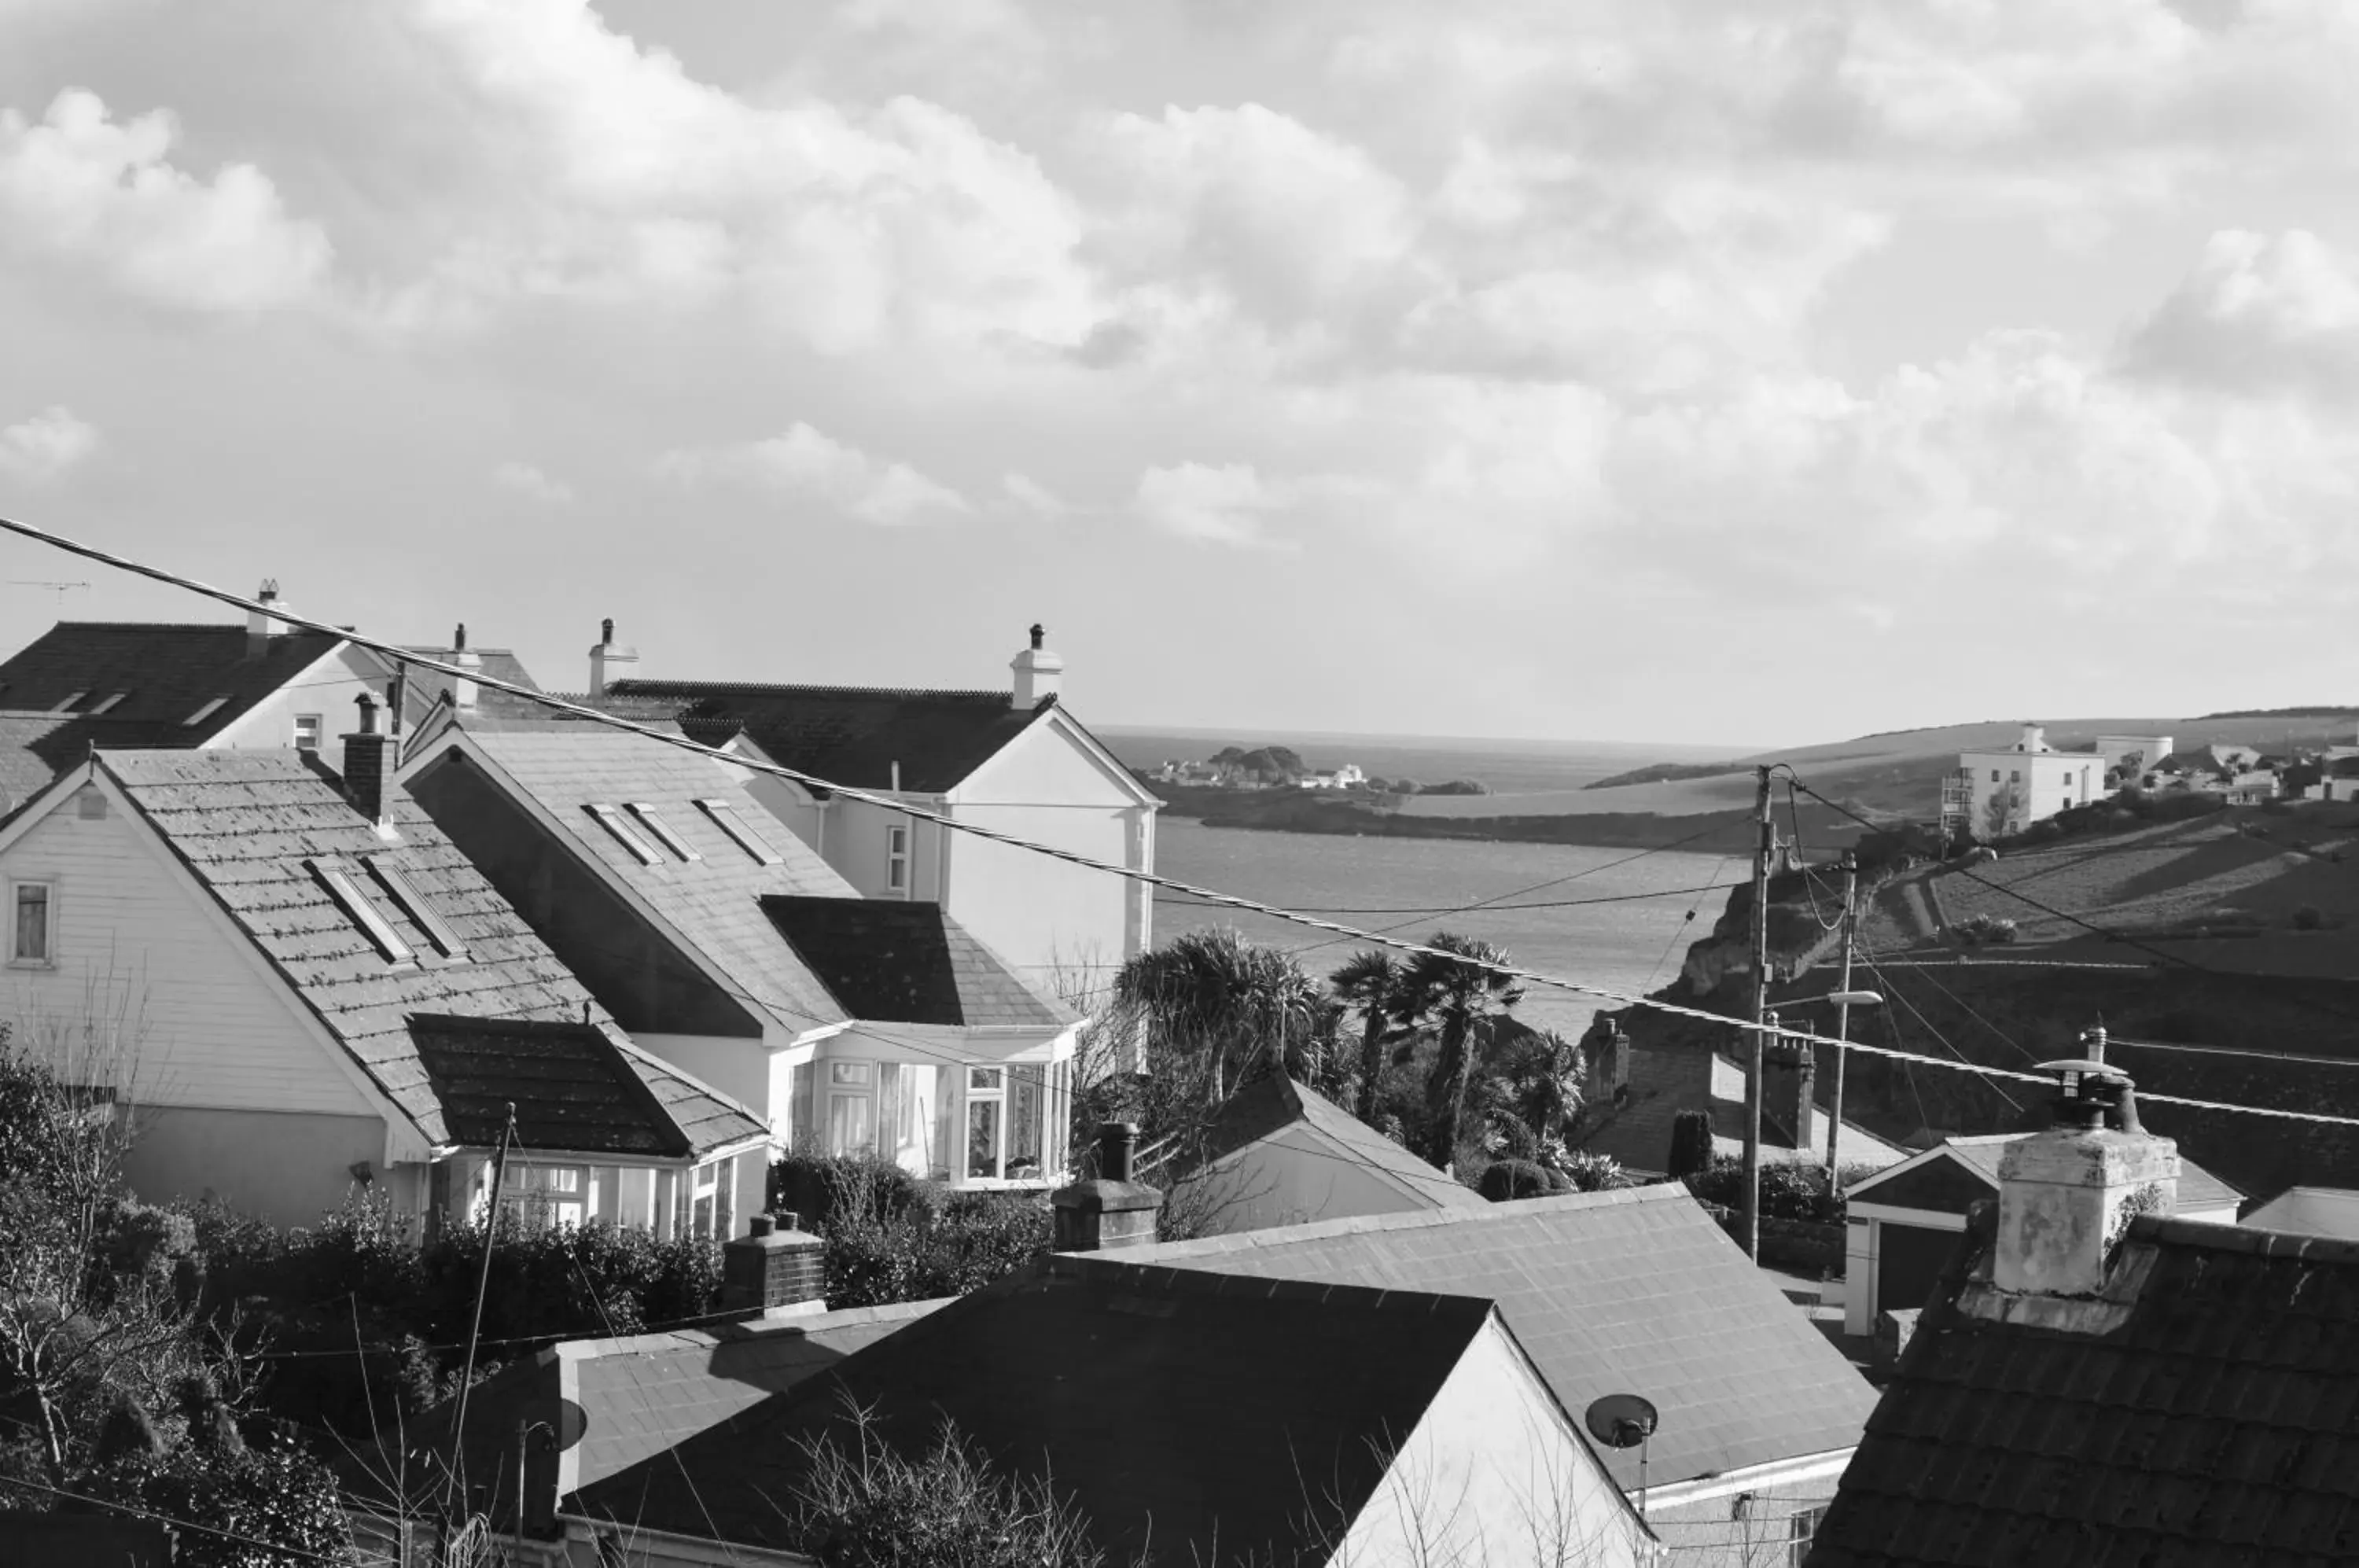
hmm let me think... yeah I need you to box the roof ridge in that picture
[1048,1253,1500,1321]
[1124,1180,1694,1260]
[612,679,1011,704]
[554,1296,954,1364]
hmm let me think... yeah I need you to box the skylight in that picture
[305,856,415,964]
[695,797,782,865]
[361,856,469,960]
[50,691,86,714]
[86,692,128,715]
[585,804,662,866]
[183,696,230,727]
[625,803,700,862]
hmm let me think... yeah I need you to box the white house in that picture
[1954,723,2103,837]
[0,730,767,1235]
[580,622,1162,999]
[398,723,1084,1187]
[2094,733,2173,784]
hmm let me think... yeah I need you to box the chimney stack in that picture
[1759,1011,1814,1150]
[2018,722,2048,753]
[1992,1059,2177,1300]
[588,617,639,701]
[1052,1122,1161,1252]
[719,1211,828,1319]
[451,624,481,711]
[341,692,392,832]
[1011,623,1063,708]
[245,580,282,660]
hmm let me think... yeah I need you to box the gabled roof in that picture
[86,749,756,1150]
[407,1014,761,1158]
[1807,1210,2359,1566]
[1849,1132,2243,1217]
[1180,1071,1485,1213]
[394,642,547,727]
[572,1255,1505,1565]
[342,1298,947,1535]
[1113,1183,1876,1489]
[760,896,1073,1029]
[605,679,1048,793]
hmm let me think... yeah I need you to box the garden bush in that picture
[1681,1157,1843,1225]
[1666,1110,1715,1180]
[2295,904,2324,931]
[770,1152,929,1234]
[1476,1159,1559,1202]
[823,1192,1051,1310]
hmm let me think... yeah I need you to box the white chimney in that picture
[1011,622,1063,708]
[2018,723,2048,753]
[451,623,481,711]
[245,580,282,659]
[1993,1045,2177,1300]
[588,617,639,701]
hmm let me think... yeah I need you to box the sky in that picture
[3,1,2357,749]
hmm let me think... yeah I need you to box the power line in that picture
[1161,878,1746,917]
[0,1474,385,1567]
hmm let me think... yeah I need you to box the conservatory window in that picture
[962,1064,1058,1183]
[498,1163,585,1230]
[826,1060,876,1155]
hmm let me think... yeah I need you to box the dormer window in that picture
[306,856,414,964]
[887,824,911,896]
[50,691,86,714]
[585,804,661,865]
[86,692,128,715]
[625,804,700,863]
[361,856,468,960]
[184,697,230,727]
[694,798,782,865]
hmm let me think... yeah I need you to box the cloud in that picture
[0,90,331,311]
[999,472,1073,517]
[2122,228,2359,399]
[491,460,574,505]
[0,406,98,482]
[655,421,972,526]
[1132,462,1295,548]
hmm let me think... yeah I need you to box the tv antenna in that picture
[10,580,90,605]
[1584,1393,1659,1518]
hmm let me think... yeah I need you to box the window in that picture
[50,690,86,714]
[966,1066,1003,1180]
[887,824,911,896]
[183,696,230,727]
[625,803,700,862]
[678,1159,733,1239]
[1787,1505,1830,1566]
[694,798,782,865]
[86,692,127,715]
[361,856,468,959]
[585,804,661,865]
[2008,770,2020,783]
[10,880,54,966]
[305,856,414,963]
[499,1163,585,1229]
[826,1060,876,1156]
[1989,770,2000,783]
[293,713,323,751]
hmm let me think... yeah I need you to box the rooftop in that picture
[604,678,1049,793]
[1114,1182,1876,1489]
[1176,1070,1486,1213]
[407,1014,761,1158]
[760,896,1073,1029]
[1872,1132,2246,1216]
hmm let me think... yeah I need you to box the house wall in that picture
[208,642,388,752]
[814,794,948,904]
[1195,1126,1432,1237]
[1957,749,2099,835]
[1336,1314,1643,1568]
[639,1030,782,1135]
[124,1105,389,1229]
[1644,1460,1847,1568]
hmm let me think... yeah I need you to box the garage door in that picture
[1878,1222,1965,1318]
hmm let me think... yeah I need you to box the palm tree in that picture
[1113,928,1319,1107]
[1396,932,1525,1173]
[1328,951,1402,1124]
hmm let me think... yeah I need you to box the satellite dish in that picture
[528,1397,591,1453]
[1584,1393,1658,1450]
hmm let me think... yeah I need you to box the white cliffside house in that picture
[0,725,767,1235]
[397,723,1082,1187]
[1948,723,2107,838]
[572,621,1161,999]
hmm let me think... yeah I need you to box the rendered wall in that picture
[1194,1126,1436,1237]
[209,643,388,752]
[124,1104,388,1229]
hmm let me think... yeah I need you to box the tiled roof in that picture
[0,712,78,819]
[604,679,1047,792]
[394,644,547,726]
[760,896,1073,1029]
[343,1299,946,1533]
[1861,1133,2246,1216]
[1806,1210,2359,1566]
[1117,1183,1876,1489]
[407,1014,762,1158]
[98,749,661,1147]
[571,1256,1496,1566]
[451,728,864,1033]
[1180,1071,1485,1212]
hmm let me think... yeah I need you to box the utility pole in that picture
[1826,850,1858,1178]
[1741,765,1774,1262]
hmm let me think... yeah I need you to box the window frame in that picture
[625,803,701,863]
[694,797,783,865]
[293,712,324,752]
[8,877,57,968]
[304,856,416,964]
[584,804,662,866]
[50,690,86,714]
[886,823,911,897]
[360,855,469,960]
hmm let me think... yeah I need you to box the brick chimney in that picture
[1581,1018,1630,1110]
[451,624,481,711]
[719,1211,828,1319]
[1052,1122,1161,1251]
[1759,1012,1814,1151]
[1992,1047,2177,1300]
[1011,623,1063,708]
[341,692,392,832]
[245,580,282,660]
[588,617,639,700]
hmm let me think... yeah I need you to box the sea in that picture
[1101,729,1745,1039]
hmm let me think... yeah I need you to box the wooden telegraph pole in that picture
[1740,766,1774,1261]
[1826,851,1858,1177]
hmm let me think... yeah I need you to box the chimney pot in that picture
[453,623,467,653]
[1051,1123,1159,1252]
[601,617,614,646]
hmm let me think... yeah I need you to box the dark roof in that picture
[407,1014,761,1158]
[760,896,1073,1029]
[1117,1183,1876,1489]
[1180,1071,1485,1213]
[1849,1134,2244,1216]
[91,749,756,1149]
[572,1257,1499,1565]
[1806,1209,2359,1566]
[605,679,1047,793]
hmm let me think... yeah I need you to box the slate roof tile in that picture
[602,678,1049,793]
[759,895,1071,1029]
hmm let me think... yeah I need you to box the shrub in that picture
[1666,1110,1715,1180]
[1682,1157,1842,1224]
[2295,904,2324,931]
[823,1193,1052,1310]
[90,1434,354,1568]
[771,1153,929,1234]
[1551,1150,1634,1193]
[1476,1159,1558,1202]
[1952,914,2018,947]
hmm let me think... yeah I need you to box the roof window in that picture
[585,804,662,866]
[50,691,86,714]
[361,856,469,960]
[305,856,415,964]
[184,696,231,727]
[695,797,782,865]
[86,692,128,715]
[625,803,701,863]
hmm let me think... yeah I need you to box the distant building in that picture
[1948,723,2103,838]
